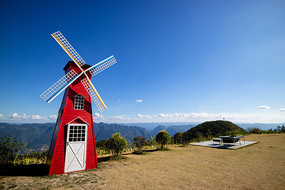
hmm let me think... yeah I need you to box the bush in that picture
[0,135,24,164]
[146,137,157,147]
[105,133,127,157]
[275,125,285,133]
[174,132,183,144]
[13,151,47,165]
[133,136,146,153]
[156,130,171,149]
[247,127,266,134]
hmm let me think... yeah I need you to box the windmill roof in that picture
[63,61,91,71]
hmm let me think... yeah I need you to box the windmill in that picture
[41,31,117,175]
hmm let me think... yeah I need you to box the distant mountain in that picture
[0,122,150,151]
[122,122,199,131]
[0,123,54,151]
[149,124,195,137]
[237,123,284,130]
[94,122,150,142]
[1,121,282,152]
[149,125,167,137]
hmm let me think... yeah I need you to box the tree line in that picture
[1,122,284,166]
[246,125,285,134]
[0,130,172,165]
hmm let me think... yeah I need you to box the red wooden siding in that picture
[47,62,98,175]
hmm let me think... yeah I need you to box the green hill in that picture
[183,120,246,142]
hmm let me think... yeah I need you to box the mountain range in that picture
[1,122,193,152]
[0,122,283,152]
[149,124,195,137]
[0,122,151,151]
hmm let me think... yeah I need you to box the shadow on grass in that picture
[208,142,258,150]
[1,149,162,176]
[211,144,236,149]
[142,149,159,152]
[0,164,49,176]
[132,148,161,155]
[97,155,127,162]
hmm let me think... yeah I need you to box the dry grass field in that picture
[1,134,285,189]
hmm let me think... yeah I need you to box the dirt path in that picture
[1,134,285,189]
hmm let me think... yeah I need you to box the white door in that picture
[64,124,87,173]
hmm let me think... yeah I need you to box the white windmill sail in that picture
[81,78,106,112]
[40,69,82,103]
[51,31,86,67]
[41,31,117,113]
[87,56,117,77]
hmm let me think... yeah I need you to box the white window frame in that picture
[66,123,87,143]
[74,94,85,110]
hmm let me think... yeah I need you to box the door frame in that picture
[64,123,88,173]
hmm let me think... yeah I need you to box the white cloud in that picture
[22,114,29,119]
[137,114,151,119]
[30,115,44,120]
[0,114,3,118]
[256,105,270,110]
[147,112,285,123]
[278,108,285,112]
[111,115,131,120]
[48,115,57,120]
[7,113,45,120]
[99,111,285,123]
[93,113,104,119]
[8,113,21,119]
[156,112,212,119]
[136,100,143,103]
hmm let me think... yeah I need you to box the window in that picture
[74,95,85,110]
[68,125,86,142]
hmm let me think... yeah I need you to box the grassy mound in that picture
[183,120,246,142]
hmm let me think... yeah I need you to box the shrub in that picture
[0,135,24,164]
[275,125,285,133]
[133,136,146,153]
[105,133,127,157]
[173,132,183,144]
[146,136,157,146]
[13,150,47,165]
[247,127,266,134]
[156,130,171,149]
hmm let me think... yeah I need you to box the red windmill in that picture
[40,31,117,175]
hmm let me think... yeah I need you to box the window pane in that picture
[74,95,85,110]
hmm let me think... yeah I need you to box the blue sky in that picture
[0,0,284,123]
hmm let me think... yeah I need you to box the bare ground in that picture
[1,134,285,190]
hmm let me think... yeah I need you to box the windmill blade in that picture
[40,69,82,103]
[81,78,106,112]
[87,56,117,77]
[52,31,86,67]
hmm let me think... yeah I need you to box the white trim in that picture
[64,123,88,173]
[67,117,90,126]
